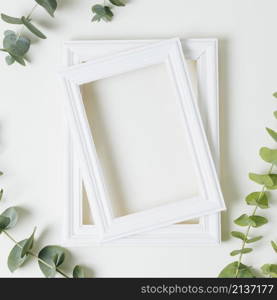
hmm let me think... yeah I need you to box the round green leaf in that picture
[274,111,277,119]
[0,215,10,232]
[1,207,18,229]
[273,92,277,98]
[35,0,57,17]
[8,239,29,272]
[38,246,66,278]
[218,261,255,278]
[249,215,268,228]
[3,31,30,57]
[249,173,274,187]
[91,5,113,22]
[21,17,47,39]
[231,231,246,241]
[245,191,269,209]
[109,0,126,7]
[1,13,23,24]
[234,214,253,227]
[260,147,277,165]
[73,265,85,278]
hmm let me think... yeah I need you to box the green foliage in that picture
[21,17,46,39]
[21,227,36,258]
[218,262,255,278]
[1,207,18,229]
[91,5,114,22]
[38,246,66,278]
[219,92,277,278]
[249,173,273,187]
[1,14,23,24]
[230,248,252,256]
[234,214,253,227]
[231,231,246,241]
[2,30,30,66]
[91,0,128,22]
[0,215,10,232]
[35,0,57,17]
[109,0,126,6]
[246,236,263,243]
[245,192,269,209]
[260,147,277,165]
[261,264,277,278]
[271,241,277,253]
[73,265,85,278]
[8,239,31,272]
[266,128,277,142]
[0,189,3,201]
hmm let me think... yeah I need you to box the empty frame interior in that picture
[81,59,201,222]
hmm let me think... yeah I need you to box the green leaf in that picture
[91,5,113,22]
[1,207,18,229]
[8,239,30,272]
[267,174,277,190]
[11,55,26,66]
[0,215,10,232]
[274,111,277,119]
[266,128,277,142]
[38,246,66,278]
[21,17,47,39]
[249,173,274,187]
[231,231,246,241]
[245,192,269,209]
[246,236,263,243]
[1,13,23,24]
[230,248,252,256]
[21,227,36,258]
[35,0,57,17]
[271,241,277,253]
[249,215,268,228]
[5,55,15,65]
[3,31,30,57]
[234,214,253,227]
[109,0,126,6]
[218,261,255,278]
[260,147,277,165]
[0,171,3,176]
[73,265,85,278]
[261,264,277,278]
[273,92,277,98]
[0,189,3,201]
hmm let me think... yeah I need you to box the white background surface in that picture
[0,0,277,277]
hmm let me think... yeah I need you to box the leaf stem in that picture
[235,164,274,277]
[17,4,39,40]
[3,230,69,278]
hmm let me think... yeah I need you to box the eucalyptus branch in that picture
[219,93,277,278]
[235,164,274,277]
[91,0,127,22]
[0,0,58,66]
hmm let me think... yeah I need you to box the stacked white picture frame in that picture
[61,38,225,246]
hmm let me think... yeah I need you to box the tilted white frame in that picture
[60,38,225,242]
[62,39,221,246]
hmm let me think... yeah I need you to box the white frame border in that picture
[62,38,222,246]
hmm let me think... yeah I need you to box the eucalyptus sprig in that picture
[91,0,127,22]
[219,93,277,278]
[0,172,86,278]
[0,0,58,66]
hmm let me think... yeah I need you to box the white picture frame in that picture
[60,38,225,242]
